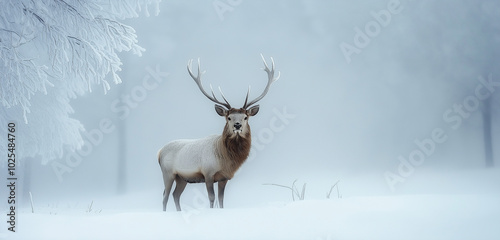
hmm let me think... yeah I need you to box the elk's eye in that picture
[228,117,231,121]
[244,117,248,120]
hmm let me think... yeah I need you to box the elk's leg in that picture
[173,176,188,211]
[218,179,228,208]
[162,175,175,211]
[205,178,216,208]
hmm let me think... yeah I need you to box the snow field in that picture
[5,194,500,240]
[4,168,500,240]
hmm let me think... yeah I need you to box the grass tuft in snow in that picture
[87,200,94,213]
[263,179,307,201]
[326,180,342,199]
[86,200,102,214]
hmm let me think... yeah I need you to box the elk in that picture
[158,55,280,211]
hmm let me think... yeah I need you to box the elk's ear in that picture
[247,105,260,116]
[215,105,227,116]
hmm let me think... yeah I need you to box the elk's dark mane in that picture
[216,113,252,179]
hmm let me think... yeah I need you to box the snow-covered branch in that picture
[0,0,161,163]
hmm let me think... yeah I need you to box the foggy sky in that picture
[29,0,499,199]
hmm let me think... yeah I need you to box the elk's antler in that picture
[243,54,280,109]
[187,58,232,109]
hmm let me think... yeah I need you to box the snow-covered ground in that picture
[3,168,500,240]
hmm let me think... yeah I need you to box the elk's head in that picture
[215,107,258,137]
[187,55,280,138]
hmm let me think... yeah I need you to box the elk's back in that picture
[158,135,221,177]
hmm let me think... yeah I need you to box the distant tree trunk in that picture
[117,125,127,194]
[482,97,494,168]
[21,157,32,207]
[116,83,127,194]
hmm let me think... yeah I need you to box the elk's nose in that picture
[234,123,242,130]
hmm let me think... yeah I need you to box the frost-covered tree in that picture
[0,0,160,163]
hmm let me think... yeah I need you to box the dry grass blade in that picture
[264,179,307,201]
[29,192,35,213]
[263,183,295,201]
[326,180,341,199]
